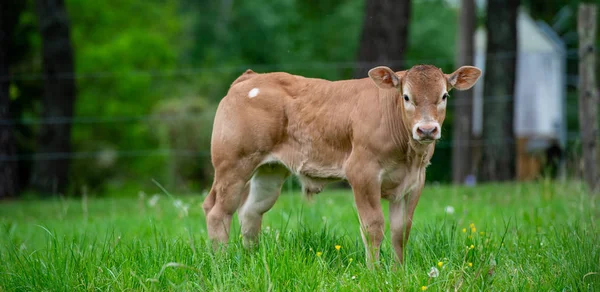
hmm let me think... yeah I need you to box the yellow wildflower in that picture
[471,227,477,233]
[469,223,475,228]
[349,258,353,263]
[468,262,473,267]
[437,261,443,268]
[335,245,341,251]
[421,286,428,291]
[469,244,474,249]
[316,251,323,257]
[462,228,467,233]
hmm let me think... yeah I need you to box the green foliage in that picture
[406,0,458,72]
[151,97,216,191]
[1,183,598,290]
[11,0,467,193]
[184,0,364,100]
[13,0,600,193]
[65,0,182,194]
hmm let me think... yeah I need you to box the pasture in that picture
[1,182,598,291]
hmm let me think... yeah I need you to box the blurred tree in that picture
[30,0,76,195]
[0,0,26,198]
[452,0,476,184]
[479,0,520,181]
[354,0,411,77]
[5,0,43,194]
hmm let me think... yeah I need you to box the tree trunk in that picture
[577,3,599,193]
[479,0,519,181]
[354,0,411,78]
[0,0,22,198]
[31,0,76,195]
[452,0,476,184]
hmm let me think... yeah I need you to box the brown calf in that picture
[202,64,481,265]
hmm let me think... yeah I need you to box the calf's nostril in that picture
[418,126,434,135]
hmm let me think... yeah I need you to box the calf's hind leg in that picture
[238,164,289,247]
[203,158,258,247]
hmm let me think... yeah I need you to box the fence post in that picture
[577,3,599,193]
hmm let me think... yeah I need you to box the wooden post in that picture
[577,3,599,193]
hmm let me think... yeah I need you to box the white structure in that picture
[472,8,567,152]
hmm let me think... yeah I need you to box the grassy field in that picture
[1,181,599,291]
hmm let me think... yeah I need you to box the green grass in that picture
[1,181,599,291]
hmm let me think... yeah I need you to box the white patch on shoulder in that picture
[248,88,260,98]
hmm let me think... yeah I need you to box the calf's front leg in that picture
[389,185,423,264]
[346,160,384,269]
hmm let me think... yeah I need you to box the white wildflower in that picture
[173,199,183,208]
[428,266,440,278]
[444,206,455,214]
[97,148,117,168]
[173,199,189,217]
[181,205,189,216]
[148,194,160,207]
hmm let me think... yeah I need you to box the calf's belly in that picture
[261,148,346,196]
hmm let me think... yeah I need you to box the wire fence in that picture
[1,51,583,165]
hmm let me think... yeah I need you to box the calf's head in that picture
[368,64,481,143]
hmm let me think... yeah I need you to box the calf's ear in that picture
[446,66,482,90]
[368,66,401,89]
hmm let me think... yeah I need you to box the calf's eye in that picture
[442,93,449,100]
[403,94,410,102]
